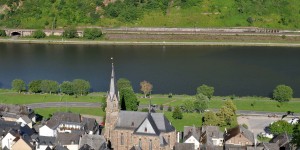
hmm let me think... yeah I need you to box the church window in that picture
[145,127,147,132]
[139,139,142,148]
[121,133,124,145]
[149,139,152,150]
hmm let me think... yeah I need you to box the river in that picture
[0,43,300,97]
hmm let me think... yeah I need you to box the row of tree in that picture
[0,28,102,40]
[11,79,90,95]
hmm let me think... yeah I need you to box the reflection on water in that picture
[0,43,300,96]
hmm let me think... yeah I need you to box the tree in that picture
[203,111,219,126]
[194,93,209,113]
[32,30,46,39]
[121,88,139,111]
[28,80,42,93]
[182,100,194,113]
[292,122,300,148]
[224,100,237,114]
[11,79,26,93]
[172,106,183,119]
[63,27,78,38]
[216,106,235,127]
[117,78,132,91]
[60,81,73,95]
[101,96,107,112]
[72,79,90,96]
[83,28,102,40]
[273,85,293,102]
[197,84,214,99]
[140,80,153,98]
[40,80,59,94]
[0,30,6,37]
[269,120,294,135]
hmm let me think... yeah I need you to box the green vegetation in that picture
[117,78,139,111]
[166,112,202,131]
[0,0,300,29]
[273,84,293,102]
[269,120,294,135]
[197,84,214,99]
[0,29,6,37]
[40,80,59,94]
[194,93,209,113]
[11,79,26,93]
[72,79,91,96]
[292,123,300,148]
[32,30,46,39]
[34,107,105,119]
[83,28,102,40]
[172,106,183,119]
[63,27,78,38]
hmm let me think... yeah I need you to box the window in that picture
[145,127,147,132]
[168,135,170,145]
[149,139,152,150]
[131,122,134,127]
[121,133,124,145]
[139,139,142,148]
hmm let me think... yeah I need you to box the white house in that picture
[183,126,201,150]
[39,125,56,137]
[1,129,19,149]
[16,116,33,128]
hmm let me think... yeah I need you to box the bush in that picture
[167,105,172,112]
[83,28,102,40]
[168,93,172,98]
[0,29,6,37]
[141,108,149,112]
[160,104,164,110]
[172,106,183,119]
[33,30,46,39]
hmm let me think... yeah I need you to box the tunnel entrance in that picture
[11,32,21,36]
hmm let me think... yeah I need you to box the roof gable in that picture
[134,114,160,135]
[225,125,254,143]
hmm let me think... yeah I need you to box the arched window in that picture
[121,133,124,145]
[149,139,152,150]
[144,127,147,132]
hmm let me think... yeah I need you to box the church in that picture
[104,63,177,150]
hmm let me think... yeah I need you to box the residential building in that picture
[104,63,177,150]
[224,125,255,149]
[270,132,292,150]
[79,134,107,150]
[55,133,81,150]
[173,143,195,150]
[0,104,36,123]
[82,117,99,135]
[11,136,34,150]
[16,116,33,128]
[183,126,201,150]
[200,126,224,149]
[36,136,56,150]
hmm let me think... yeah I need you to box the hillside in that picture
[0,0,299,29]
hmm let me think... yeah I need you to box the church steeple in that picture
[109,60,118,101]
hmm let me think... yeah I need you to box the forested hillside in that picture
[0,0,299,29]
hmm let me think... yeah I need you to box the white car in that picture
[260,132,274,138]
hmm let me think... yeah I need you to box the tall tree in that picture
[273,84,293,102]
[172,106,183,119]
[11,79,26,93]
[197,84,214,99]
[224,100,237,114]
[41,80,59,94]
[140,80,153,98]
[28,80,42,93]
[216,106,235,127]
[194,93,209,113]
[72,79,90,96]
[117,78,139,111]
[182,100,194,113]
[60,81,73,95]
[269,120,294,135]
[203,111,219,126]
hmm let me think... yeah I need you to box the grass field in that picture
[1,89,300,113]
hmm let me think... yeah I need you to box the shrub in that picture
[0,29,6,37]
[63,27,78,38]
[160,104,164,111]
[33,30,46,39]
[172,106,183,119]
[167,105,172,112]
[83,28,102,40]
[273,84,293,102]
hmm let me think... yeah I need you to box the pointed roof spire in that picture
[109,57,117,101]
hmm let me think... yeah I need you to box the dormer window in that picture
[144,127,147,132]
[131,122,134,127]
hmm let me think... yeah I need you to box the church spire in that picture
[109,58,117,101]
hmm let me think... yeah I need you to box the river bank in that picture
[1,38,300,47]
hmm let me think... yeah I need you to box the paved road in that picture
[26,102,101,109]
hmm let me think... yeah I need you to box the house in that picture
[183,126,201,150]
[16,116,33,128]
[0,104,36,123]
[55,133,81,150]
[36,136,56,150]
[79,134,106,150]
[39,112,83,137]
[173,143,195,150]
[104,63,177,150]
[256,142,280,150]
[11,136,34,150]
[270,132,292,150]
[200,126,224,149]
[224,125,255,149]
[82,117,99,135]
[1,129,20,149]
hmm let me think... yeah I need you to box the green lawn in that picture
[34,107,105,119]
